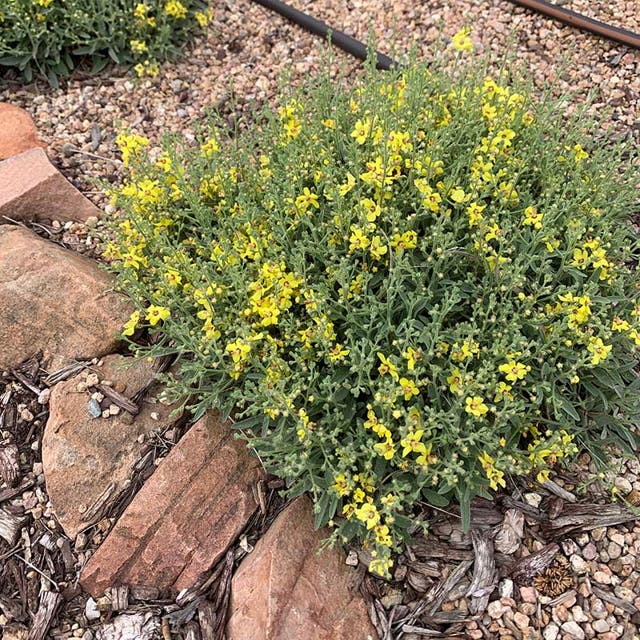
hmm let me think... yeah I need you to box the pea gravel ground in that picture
[1,1,640,639]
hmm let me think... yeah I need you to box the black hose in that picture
[251,0,398,70]
[506,0,640,50]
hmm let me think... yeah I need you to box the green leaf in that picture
[421,488,450,508]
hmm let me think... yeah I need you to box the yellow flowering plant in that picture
[0,0,213,84]
[104,49,640,578]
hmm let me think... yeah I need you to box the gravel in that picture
[1,1,639,639]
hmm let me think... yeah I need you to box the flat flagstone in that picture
[42,355,181,539]
[0,226,132,372]
[80,410,264,597]
[226,496,377,640]
[0,103,46,160]
[0,147,100,225]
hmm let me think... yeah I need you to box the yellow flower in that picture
[122,310,141,336]
[377,353,399,380]
[573,144,589,162]
[373,523,392,546]
[450,187,467,203]
[337,172,356,196]
[35,0,53,6]
[328,344,350,361]
[134,3,148,18]
[523,206,543,230]
[145,305,170,326]
[465,396,489,417]
[612,316,630,332]
[447,368,463,394]
[587,337,612,365]
[369,556,393,577]
[194,9,212,26]
[399,377,419,401]
[295,187,319,212]
[225,338,251,363]
[200,137,219,156]
[400,430,427,457]
[404,347,419,371]
[373,438,396,460]
[493,381,513,403]
[478,451,506,490]
[466,202,486,227]
[351,118,371,144]
[165,0,187,18]
[349,225,370,252]
[571,247,589,269]
[498,360,530,382]
[331,473,350,497]
[369,236,388,260]
[361,198,381,222]
[391,230,418,250]
[355,502,380,529]
[129,39,148,54]
[451,27,473,52]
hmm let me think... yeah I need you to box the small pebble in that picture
[561,620,585,640]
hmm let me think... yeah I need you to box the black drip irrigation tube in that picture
[251,0,640,70]
[250,0,397,69]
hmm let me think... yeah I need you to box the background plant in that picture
[104,42,640,577]
[0,0,213,84]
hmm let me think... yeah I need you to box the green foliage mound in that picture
[104,49,640,576]
[0,0,212,83]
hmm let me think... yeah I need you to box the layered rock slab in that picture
[81,411,264,597]
[0,147,100,224]
[0,103,46,160]
[226,496,377,640]
[0,225,132,371]
[42,355,181,539]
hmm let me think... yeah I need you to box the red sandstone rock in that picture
[81,411,263,597]
[0,103,45,160]
[227,496,378,640]
[0,148,100,224]
[0,225,132,371]
[42,355,181,539]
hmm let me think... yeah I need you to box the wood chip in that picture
[0,507,28,545]
[0,476,35,504]
[0,443,20,487]
[509,543,559,582]
[466,529,497,614]
[183,621,202,640]
[96,384,139,415]
[80,482,117,524]
[423,559,474,618]
[27,590,63,640]
[544,503,638,537]
[592,585,638,615]
[108,585,130,612]
[197,600,217,640]
[95,612,161,640]
[494,509,525,555]
[542,479,577,502]
[42,362,89,386]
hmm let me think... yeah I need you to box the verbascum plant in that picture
[104,33,640,577]
[0,0,213,84]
